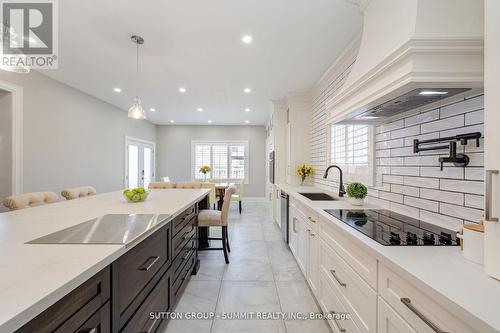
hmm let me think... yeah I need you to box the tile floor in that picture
[164,201,331,333]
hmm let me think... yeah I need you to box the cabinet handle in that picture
[293,217,297,233]
[330,269,347,287]
[400,298,447,333]
[308,216,316,223]
[138,256,160,271]
[329,311,346,332]
[485,170,499,222]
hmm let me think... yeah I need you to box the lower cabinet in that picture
[15,267,111,333]
[377,297,417,333]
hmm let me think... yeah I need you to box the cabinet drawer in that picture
[377,297,417,333]
[16,267,110,333]
[319,215,377,289]
[379,263,476,333]
[319,239,376,333]
[172,250,196,301]
[293,198,319,229]
[121,272,171,333]
[172,238,197,280]
[172,216,196,258]
[318,269,362,333]
[113,226,169,321]
[172,205,197,236]
[57,302,111,333]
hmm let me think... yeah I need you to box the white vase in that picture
[348,197,364,206]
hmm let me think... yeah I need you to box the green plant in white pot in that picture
[346,182,368,206]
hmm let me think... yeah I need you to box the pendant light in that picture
[128,35,146,120]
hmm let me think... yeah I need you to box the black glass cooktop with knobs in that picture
[324,209,460,246]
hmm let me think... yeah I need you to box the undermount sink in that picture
[299,192,337,201]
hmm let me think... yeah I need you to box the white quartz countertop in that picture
[0,189,210,333]
[277,184,500,333]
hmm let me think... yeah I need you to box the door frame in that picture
[0,79,23,195]
[124,136,156,188]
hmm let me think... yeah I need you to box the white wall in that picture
[156,125,266,197]
[0,71,156,195]
[0,90,12,212]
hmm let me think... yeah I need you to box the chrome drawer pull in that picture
[400,298,447,333]
[138,256,160,271]
[329,311,346,332]
[330,270,347,287]
[485,170,499,222]
[308,216,316,223]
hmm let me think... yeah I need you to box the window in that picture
[192,141,249,182]
[330,124,373,184]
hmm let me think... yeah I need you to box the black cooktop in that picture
[324,209,460,246]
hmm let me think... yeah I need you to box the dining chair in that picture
[148,182,176,189]
[201,182,220,209]
[2,192,59,211]
[61,186,97,200]
[231,180,245,213]
[198,185,237,264]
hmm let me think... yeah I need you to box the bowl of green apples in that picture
[123,187,149,203]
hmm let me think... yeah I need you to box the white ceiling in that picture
[41,0,362,125]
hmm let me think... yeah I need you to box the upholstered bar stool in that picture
[198,185,237,264]
[148,182,176,189]
[61,186,97,200]
[2,192,59,211]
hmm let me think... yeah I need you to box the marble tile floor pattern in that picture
[164,201,331,333]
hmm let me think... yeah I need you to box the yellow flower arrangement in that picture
[199,165,211,174]
[297,164,315,185]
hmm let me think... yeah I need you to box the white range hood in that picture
[327,0,484,122]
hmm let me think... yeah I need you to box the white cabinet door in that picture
[289,208,299,257]
[378,297,417,333]
[484,0,500,280]
[307,229,319,295]
[296,216,308,275]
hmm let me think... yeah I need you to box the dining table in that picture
[213,182,234,210]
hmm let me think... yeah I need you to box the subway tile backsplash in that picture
[368,95,485,227]
[310,49,484,229]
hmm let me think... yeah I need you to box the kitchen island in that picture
[0,188,210,333]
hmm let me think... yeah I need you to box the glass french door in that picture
[125,138,155,189]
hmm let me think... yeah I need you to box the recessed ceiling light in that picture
[197,108,204,112]
[419,90,448,96]
[245,120,250,124]
[178,87,187,93]
[244,88,252,94]
[242,35,253,44]
[208,120,213,124]
[170,120,175,123]
[150,108,156,112]
[245,108,251,112]
[113,87,122,93]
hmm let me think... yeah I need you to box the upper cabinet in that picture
[285,92,312,185]
[266,93,312,186]
[484,0,500,281]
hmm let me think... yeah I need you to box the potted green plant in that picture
[346,182,368,206]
